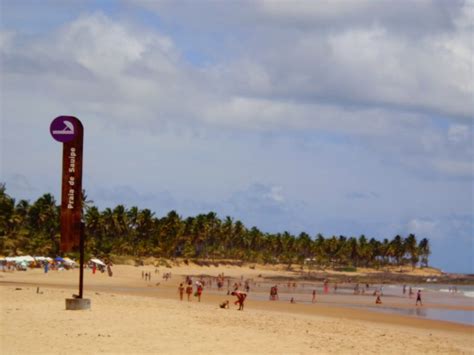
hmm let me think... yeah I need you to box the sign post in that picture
[50,116,90,310]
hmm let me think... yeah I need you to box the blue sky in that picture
[1,0,472,273]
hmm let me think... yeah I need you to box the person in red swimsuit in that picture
[231,291,247,310]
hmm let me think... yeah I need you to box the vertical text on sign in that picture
[68,147,76,209]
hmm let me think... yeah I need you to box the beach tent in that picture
[6,256,35,264]
[90,258,106,266]
[55,256,65,262]
[63,257,77,265]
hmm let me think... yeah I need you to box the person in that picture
[196,282,203,302]
[403,284,407,295]
[219,300,229,309]
[107,263,113,277]
[178,283,185,301]
[92,263,96,274]
[375,295,382,304]
[270,286,279,300]
[290,297,296,304]
[312,289,316,303]
[186,281,193,301]
[409,286,414,298]
[232,291,247,310]
[416,289,422,306]
[44,262,49,274]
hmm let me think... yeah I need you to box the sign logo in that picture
[50,116,77,142]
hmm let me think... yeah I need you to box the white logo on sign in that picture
[52,120,74,135]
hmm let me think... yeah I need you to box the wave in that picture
[464,291,474,298]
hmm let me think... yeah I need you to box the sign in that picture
[50,116,84,252]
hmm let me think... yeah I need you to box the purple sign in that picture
[50,116,78,143]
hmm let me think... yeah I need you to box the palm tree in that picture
[27,194,60,255]
[418,238,430,267]
[404,234,419,268]
[389,235,405,266]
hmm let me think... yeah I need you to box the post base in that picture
[65,298,91,310]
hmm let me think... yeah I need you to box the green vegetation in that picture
[0,184,431,268]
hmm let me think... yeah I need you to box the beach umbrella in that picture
[55,256,65,262]
[90,258,106,266]
[63,257,76,265]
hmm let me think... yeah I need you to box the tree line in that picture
[0,184,430,268]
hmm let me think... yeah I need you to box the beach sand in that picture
[1,264,473,354]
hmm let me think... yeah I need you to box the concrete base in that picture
[65,298,91,310]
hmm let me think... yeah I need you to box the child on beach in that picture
[219,300,229,309]
[178,283,185,301]
[375,293,382,304]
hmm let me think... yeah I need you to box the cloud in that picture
[407,218,438,236]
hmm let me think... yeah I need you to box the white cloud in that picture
[1,7,472,181]
[407,218,438,237]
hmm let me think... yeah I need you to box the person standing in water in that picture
[416,289,423,306]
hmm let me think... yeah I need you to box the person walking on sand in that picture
[186,281,193,301]
[312,289,316,303]
[178,283,185,301]
[416,289,422,306]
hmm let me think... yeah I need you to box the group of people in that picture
[175,275,428,311]
[178,279,203,302]
[178,275,248,310]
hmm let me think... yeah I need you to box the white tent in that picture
[6,256,35,263]
[63,257,77,265]
[90,258,106,266]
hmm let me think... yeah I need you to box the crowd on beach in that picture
[166,273,431,309]
[3,257,438,311]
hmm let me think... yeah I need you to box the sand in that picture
[1,264,473,354]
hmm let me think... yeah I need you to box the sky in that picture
[0,0,472,273]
